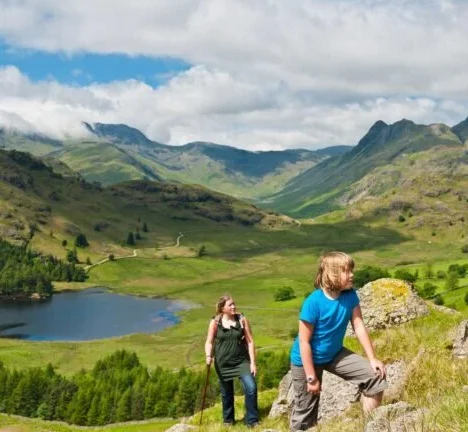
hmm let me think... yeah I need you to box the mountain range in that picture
[0,123,350,201]
[269,116,468,217]
[1,115,468,227]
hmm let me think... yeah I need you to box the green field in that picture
[1,218,468,431]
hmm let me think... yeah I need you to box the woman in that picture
[205,294,259,427]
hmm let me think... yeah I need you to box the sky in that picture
[1,0,468,151]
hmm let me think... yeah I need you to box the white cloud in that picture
[1,65,467,151]
[1,0,468,149]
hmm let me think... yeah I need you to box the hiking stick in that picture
[199,363,212,426]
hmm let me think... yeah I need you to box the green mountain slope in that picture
[0,124,351,200]
[0,128,62,156]
[270,119,464,216]
[314,143,468,245]
[53,140,163,185]
[0,149,294,260]
[452,116,468,143]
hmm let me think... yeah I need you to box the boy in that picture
[290,252,387,431]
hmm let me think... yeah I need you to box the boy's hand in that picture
[370,358,386,379]
[307,381,321,395]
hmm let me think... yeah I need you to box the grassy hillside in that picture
[0,149,294,264]
[270,119,464,216]
[0,124,352,201]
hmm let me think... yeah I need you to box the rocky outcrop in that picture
[269,361,408,421]
[453,320,468,359]
[365,402,427,432]
[357,279,429,331]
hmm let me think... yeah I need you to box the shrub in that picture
[423,263,434,278]
[108,254,115,261]
[353,265,390,288]
[198,245,207,257]
[464,292,468,306]
[436,270,446,279]
[419,282,437,299]
[398,215,406,222]
[394,269,418,283]
[433,294,444,305]
[445,272,459,291]
[74,233,89,248]
[274,286,296,302]
[462,244,468,253]
[448,264,467,278]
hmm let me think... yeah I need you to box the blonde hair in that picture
[216,294,233,315]
[315,252,354,294]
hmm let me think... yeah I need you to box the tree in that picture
[420,282,436,299]
[445,272,459,291]
[433,294,444,305]
[394,269,418,283]
[66,249,79,264]
[197,245,206,257]
[462,244,468,253]
[274,286,295,302]
[85,257,92,265]
[464,292,468,306]
[354,265,390,288]
[61,239,68,248]
[126,232,135,246]
[142,222,148,233]
[424,263,434,279]
[74,234,89,248]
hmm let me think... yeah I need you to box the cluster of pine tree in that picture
[0,239,86,297]
[0,349,289,426]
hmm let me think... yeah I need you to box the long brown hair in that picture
[315,252,354,295]
[216,294,233,315]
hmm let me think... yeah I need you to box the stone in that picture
[355,279,429,332]
[453,320,468,359]
[164,424,197,432]
[365,402,428,432]
[268,360,408,421]
[268,371,294,418]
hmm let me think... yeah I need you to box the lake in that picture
[0,288,191,341]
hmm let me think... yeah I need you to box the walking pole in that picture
[199,363,212,427]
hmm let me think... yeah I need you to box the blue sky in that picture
[0,40,190,86]
[0,0,468,150]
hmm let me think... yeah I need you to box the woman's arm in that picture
[351,305,386,378]
[243,317,257,376]
[204,319,217,365]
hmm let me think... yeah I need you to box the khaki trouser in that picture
[290,348,388,431]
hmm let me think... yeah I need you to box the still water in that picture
[0,288,190,341]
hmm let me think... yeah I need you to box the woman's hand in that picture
[369,358,386,379]
[250,363,257,376]
[206,355,213,366]
[307,380,321,395]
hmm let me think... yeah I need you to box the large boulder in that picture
[357,278,429,330]
[453,320,468,359]
[269,361,407,421]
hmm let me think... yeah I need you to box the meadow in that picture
[0,219,467,431]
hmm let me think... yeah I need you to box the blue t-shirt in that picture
[290,288,360,365]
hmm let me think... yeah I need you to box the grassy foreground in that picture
[0,220,467,431]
